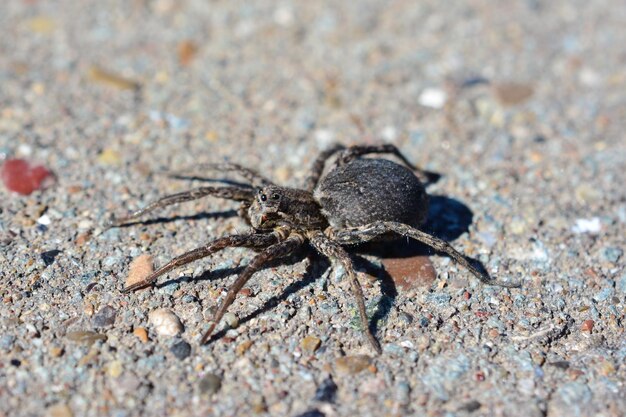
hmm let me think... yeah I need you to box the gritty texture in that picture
[0,1,625,417]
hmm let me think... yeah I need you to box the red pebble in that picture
[1,158,53,195]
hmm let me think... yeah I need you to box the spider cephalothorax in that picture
[110,144,518,354]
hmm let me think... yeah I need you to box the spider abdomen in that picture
[314,158,428,229]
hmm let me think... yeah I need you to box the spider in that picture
[109,144,518,354]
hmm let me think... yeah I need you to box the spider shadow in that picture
[165,174,253,189]
[352,255,398,339]
[112,209,239,228]
[206,249,322,343]
[205,249,398,347]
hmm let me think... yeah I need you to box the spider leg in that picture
[309,231,383,354]
[167,162,272,187]
[108,186,254,227]
[336,144,438,184]
[332,221,520,288]
[122,232,280,292]
[303,144,346,191]
[200,232,305,344]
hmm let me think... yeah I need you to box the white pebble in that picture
[37,214,51,226]
[418,88,447,109]
[149,309,183,337]
[571,217,601,234]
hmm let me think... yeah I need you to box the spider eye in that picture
[271,193,279,200]
[260,193,267,202]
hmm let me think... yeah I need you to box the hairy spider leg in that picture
[122,232,280,292]
[304,144,437,191]
[332,221,521,288]
[303,144,346,191]
[166,162,273,188]
[335,144,438,184]
[108,186,254,228]
[201,233,306,344]
[309,231,383,354]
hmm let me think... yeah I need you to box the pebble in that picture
[617,271,626,294]
[571,218,601,234]
[418,87,447,108]
[600,247,622,263]
[492,82,534,106]
[49,345,64,358]
[313,376,337,403]
[66,331,107,345]
[300,335,322,353]
[223,312,239,329]
[92,305,117,327]
[236,340,253,356]
[88,66,140,90]
[382,256,437,289]
[0,334,16,351]
[107,360,123,378]
[581,320,594,332]
[199,373,222,394]
[47,403,73,417]
[170,340,192,360]
[149,309,184,337]
[424,292,452,307]
[0,158,54,195]
[133,327,149,343]
[97,149,122,165]
[335,355,372,374]
[102,255,122,269]
[395,381,411,406]
[126,255,154,289]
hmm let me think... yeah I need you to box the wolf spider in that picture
[110,144,518,354]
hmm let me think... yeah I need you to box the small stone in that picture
[596,360,615,376]
[418,88,447,108]
[313,376,337,403]
[223,312,239,329]
[581,320,594,332]
[300,336,322,353]
[170,340,192,360]
[571,217,601,234]
[149,309,184,337]
[236,340,253,356]
[492,82,534,106]
[88,66,140,90]
[28,16,56,34]
[97,148,122,165]
[600,247,622,263]
[133,327,149,343]
[488,329,500,338]
[66,331,107,345]
[107,360,123,378]
[47,403,73,417]
[126,255,154,289]
[382,256,436,289]
[1,158,54,195]
[177,40,198,66]
[574,184,602,204]
[0,334,16,351]
[239,287,253,297]
[49,345,64,357]
[199,373,222,394]
[92,305,117,327]
[335,355,372,374]
[40,249,61,266]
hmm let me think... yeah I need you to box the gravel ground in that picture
[1,1,625,416]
